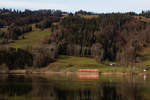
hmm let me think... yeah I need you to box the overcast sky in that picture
[0,0,150,13]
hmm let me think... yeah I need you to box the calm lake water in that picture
[0,73,150,100]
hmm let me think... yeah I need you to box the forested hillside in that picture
[47,13,150,66]
[1,9,150,69]
[0,9,62,69]
[0,9,62,44]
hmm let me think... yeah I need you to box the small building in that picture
[109,63,117,66]
[78,69,99,72]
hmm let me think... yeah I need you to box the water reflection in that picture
[0,74,149,100]
[77,72,99,79]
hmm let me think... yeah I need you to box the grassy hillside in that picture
[4,15,149,49]
[2,16,150,72]
[134,16,150,23]
[134,16,150,67]
[138,47,150,66]
[1,27,7,32]
[6,25,51,48]
[81,15,99,19]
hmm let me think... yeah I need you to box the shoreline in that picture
[0,70,149,75]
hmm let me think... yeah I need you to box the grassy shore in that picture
[0,55,148,74]
[37,55,144,73]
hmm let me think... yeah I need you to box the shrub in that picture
[0,48,33,70]
[30,44,58,67]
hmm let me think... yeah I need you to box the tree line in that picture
[0,25,32,44]
[0,45,57,69]
[0,8,62,27]
[35,16,60,30]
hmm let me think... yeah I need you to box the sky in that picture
[0,0,150,13]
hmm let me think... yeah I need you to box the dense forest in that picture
[0,45,57,69]
[47,14,150,66]
[1,8,150,69]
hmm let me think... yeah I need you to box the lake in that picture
[0,73,149,100]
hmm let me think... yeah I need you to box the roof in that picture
[78,69,99,72]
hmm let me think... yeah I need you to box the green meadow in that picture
[39,55,144,72]
[6,25,51,48]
